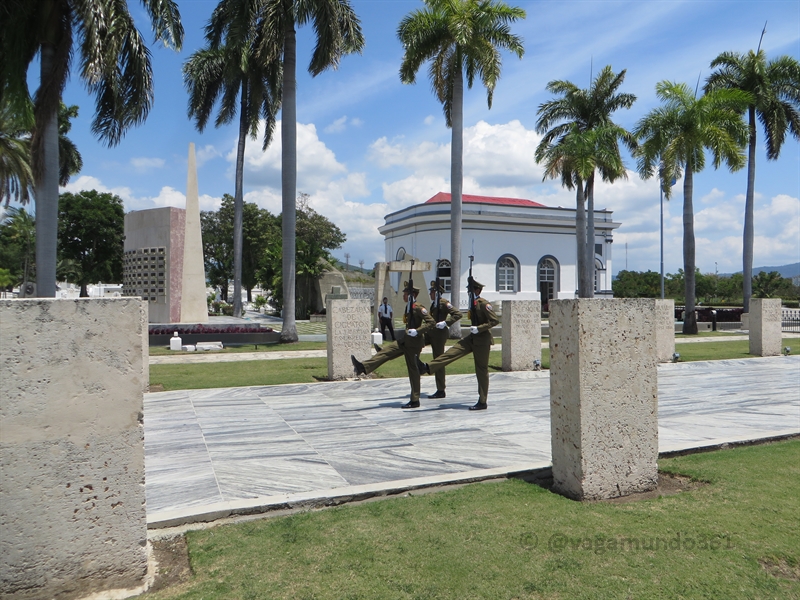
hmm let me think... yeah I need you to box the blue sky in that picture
[48,0,800,276]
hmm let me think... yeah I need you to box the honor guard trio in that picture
[351,276,500,411]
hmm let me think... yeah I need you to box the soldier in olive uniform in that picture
[418,278,500,410]
[351,281,435,408]
[425,280,462,399]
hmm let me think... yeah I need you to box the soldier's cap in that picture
[429,280,445,293]
[403,281,421,295]
[469,278,485,290]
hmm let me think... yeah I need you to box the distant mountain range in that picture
[722,262,800,279]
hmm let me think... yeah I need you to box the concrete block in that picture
[655,299,675,363]
[549,299,658,500]
[501,300,541,371]
[749,298,782,357]
[327,299,371,380]
[0,298,148,599]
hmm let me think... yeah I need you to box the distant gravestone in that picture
[549,299,658,501]
[655,299,675,362]
[749,298,782,357]
[327,298,371,380]
[501,300,541,371]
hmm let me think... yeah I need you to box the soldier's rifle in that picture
[434,258,443,322]
[467,254,475,325]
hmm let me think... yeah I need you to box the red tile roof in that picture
[424,192,546,208]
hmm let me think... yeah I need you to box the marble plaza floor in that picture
[144,356,800,529]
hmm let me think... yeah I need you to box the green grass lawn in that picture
[149,337,797,392]
[145,440,800,599]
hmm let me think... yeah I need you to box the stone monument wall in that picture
[655,298,675,362]
[549,299,658,500]
[749,298,782,357]
[501,300,541,371]
[0,298,149,599]
[327,299,372,380]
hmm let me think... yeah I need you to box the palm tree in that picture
[535,66,636,297]
[258,0,364,343]
[0,96,34,206]
[0,1,183,297]
[705,49,800,313]
[184,0,281,319]
[57,103,82,187]
[535,123,628,297]
[634,82,749,334]
[398,0,524,331]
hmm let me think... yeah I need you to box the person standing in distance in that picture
[352,282,434,408]
[378,296,395,341]
[425,280,462,399]
[417,278,499,410]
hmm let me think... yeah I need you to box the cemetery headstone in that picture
[749,298,782,357]
[327,298,371,380]
[501,300,542,371]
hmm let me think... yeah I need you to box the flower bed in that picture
[149,324,279,347]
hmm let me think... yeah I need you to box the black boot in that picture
[401,400,421,409]
[415,355,430,375]
[469,402,487,411]
[373,343,383,353]
[351,355,366,376]
[428,390,446,399]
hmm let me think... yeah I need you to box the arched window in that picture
[436,259,452,293]
[538,256,559,308]
[594,258,605,293]
[394,248,406,291]
[496,254,519,292]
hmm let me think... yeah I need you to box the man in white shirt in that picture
[378,297,395,341]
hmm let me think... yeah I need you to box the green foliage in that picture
[0,206,35,286]
[0,267,13,290]
[612,270,661,298]
[57,190,124,296]
[0,96,33,206]
[753,271,797,299]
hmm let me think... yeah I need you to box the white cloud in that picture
[324,116,348,134]
[196,144,222,166]
[424,115,435,125]
[130,157,165,171]
[61,176,219,212]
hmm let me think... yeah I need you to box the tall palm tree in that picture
[0,1,183,297]
[184,0,282,319]
[258,0,364,343]
[705,49,800,313]
[535,123,628,297]
[398,0,524,330]
[634,82,749,334]
[0,96,34,206]
[535,66,636,297]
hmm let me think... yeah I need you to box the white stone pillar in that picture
[180,142,209,323]
[327,298,372,380]
[501,300,542,371]
[1,298,149,598]
[655,299,676,363]
[549,299,658,500]
[749,298,782,357]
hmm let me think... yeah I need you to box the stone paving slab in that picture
[144,356,800,528]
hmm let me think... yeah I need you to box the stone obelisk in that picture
[180,143,209,323]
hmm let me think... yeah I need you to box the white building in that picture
[379,192,620,310]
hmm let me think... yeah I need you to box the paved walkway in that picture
[144,356,800,529]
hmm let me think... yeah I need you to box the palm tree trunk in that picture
[449,63,463,339]
[232,82,248,319]
[34,44,60,298]
[742,105,757,314]
[682,165,698,334]
[584,174,595,298]
[280,18,299,342]
[575,180,588,297]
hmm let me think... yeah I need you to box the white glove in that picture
[407,329,418,337]
[436,321,447,329]
[470,326,479,335]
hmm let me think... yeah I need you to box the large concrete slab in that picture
[144,356,800,527]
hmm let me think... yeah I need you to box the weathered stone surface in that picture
[549,299,658,501]
[327,299,371,380]
[749,298,782,357]
[501,300,541,371]
[0,298,148,599]
[655,299,675,363]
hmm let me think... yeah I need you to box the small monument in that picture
[655,298,676,362]
[327,298,371,380]
[501,300,541,371]
[749,298,782,356]
[549,299,658,500]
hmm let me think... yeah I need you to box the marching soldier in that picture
[425,280,462,399]
[351,281,435,408]
[417,278,499,410]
